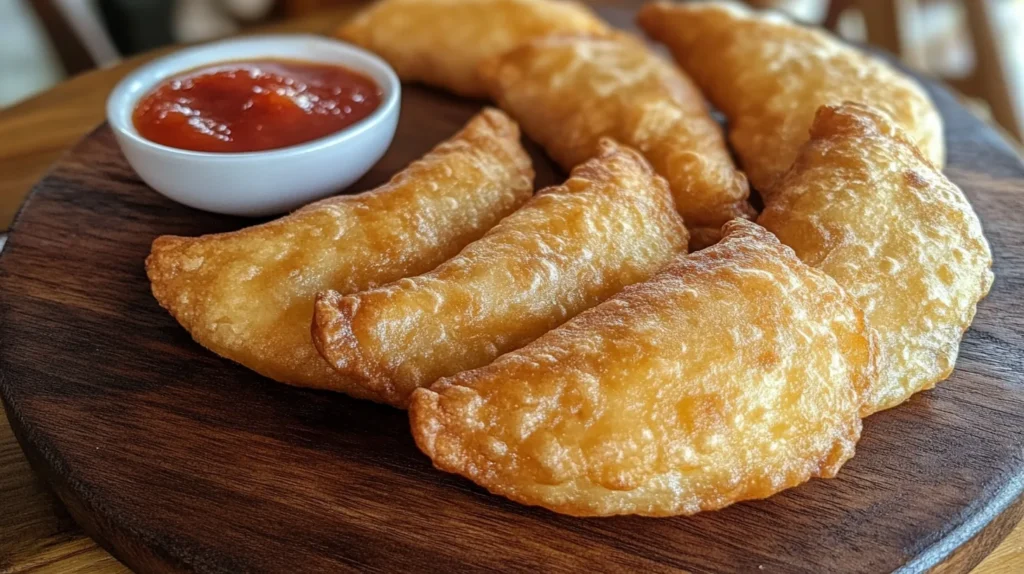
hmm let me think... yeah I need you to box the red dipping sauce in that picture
[132,59,382,153]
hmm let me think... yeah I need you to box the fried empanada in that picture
[758,103,993,415]
[146,109,533,401]
[479,34,751,248]
[638,1,944,197]
[337,0,609,98]
[410,220,871,516]
[313,139,688,408]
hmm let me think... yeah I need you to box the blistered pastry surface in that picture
[760,103,993,414]
[338,0,609,97]
[639,1,945,195]
[146,109,533,400]
[480,33,751,243]
[411,220,870,516]
[314,140,688,407]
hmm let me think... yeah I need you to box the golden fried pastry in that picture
[410,220,872,516]
[313,139,688,408]
[337,0,608,98]
[480,34,751,248]
[638,1,944,197]
[759,103,992,415]
[146,109,533,401]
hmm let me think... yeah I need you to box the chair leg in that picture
[823,0,850,31]
[855,0,904,55]
[964,0,1024,143]
[27,0,97,75]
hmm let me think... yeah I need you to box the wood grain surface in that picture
[1,3,1023,573]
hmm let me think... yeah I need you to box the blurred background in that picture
[1,0,1022,145]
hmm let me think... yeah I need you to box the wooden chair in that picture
[27,0,337,73]
[957,1,1022,143]
[28,0,120,75]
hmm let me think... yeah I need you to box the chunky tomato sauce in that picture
[133,59,382,153]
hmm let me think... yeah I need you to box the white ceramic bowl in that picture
[106,35,400,216]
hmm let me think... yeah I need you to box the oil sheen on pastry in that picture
[759,103,992,415]
[313,139,688,408]
[337,0,609,98]
[410,220,871,516]
[146,109,534,402]
[638,0,944,197]
[480,33,752,248]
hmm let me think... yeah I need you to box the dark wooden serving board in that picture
[3,6,1024,573]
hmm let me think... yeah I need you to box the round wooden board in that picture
[4,8,1024,573]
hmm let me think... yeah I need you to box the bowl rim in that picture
[105,34,401,161]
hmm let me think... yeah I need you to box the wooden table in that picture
[0,6,1021,574]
